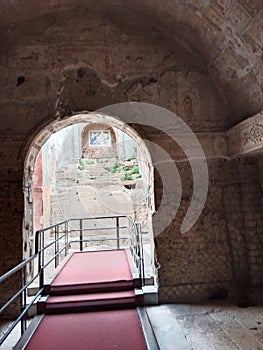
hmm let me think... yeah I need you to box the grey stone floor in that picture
[1,303,263,349]
[0,321,23,350]
[147,302,263,350]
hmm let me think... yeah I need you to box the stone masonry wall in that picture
[33,150,43,231]
[81,123,117,159]
[154,145,263,303]
[223,182,263,287]
[0,3,262,319]
[0,169,23,318]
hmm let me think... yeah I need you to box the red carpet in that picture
[50,250,134,294]
[45,290,136,312]
[25,310,147,350]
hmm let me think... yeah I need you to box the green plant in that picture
[78,160,85,171]
[85,159,95,165]
[126,166,139,175]
[114,160,120,168]
[131,166,139,174]
[121,173,133,181]
[108,159,120,173]
[109,167,119,173]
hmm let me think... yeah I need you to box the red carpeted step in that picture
[48,250,135,295]
[25,309,147,350]
[39,290,138,313]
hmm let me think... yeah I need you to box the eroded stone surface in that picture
[147,303,263,350]
[0,1,263,317]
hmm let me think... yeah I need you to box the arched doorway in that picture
[23,112,156,284]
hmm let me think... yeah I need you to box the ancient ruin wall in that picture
[0,4,262,315]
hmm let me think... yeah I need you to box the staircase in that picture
[14,249,158,350]
[0,215,159,349]
[37,249,144,314]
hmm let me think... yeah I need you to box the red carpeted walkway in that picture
[25,309,147,350]
[44,290,137,313]
[23,249,148,349]
[49,250,134,294]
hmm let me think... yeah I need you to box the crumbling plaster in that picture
[0,1,263,312]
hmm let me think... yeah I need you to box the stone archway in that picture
[23,111,156,281]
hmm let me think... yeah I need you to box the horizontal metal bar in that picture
[22,272,41,291]
[35,215,129,236]
[0,255,37,284]
[68,226,127,232]
[0,214,144,347]
[36,220,67,232]
[0,288,43,346]
[69,215,127,221]
[34,215,130,251]
[37,233,67,253]
[0,271,40,315]
[42,245,68,271]
[69,237,129,244]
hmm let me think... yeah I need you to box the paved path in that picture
[147,302,263,350]
[2,302,263,349]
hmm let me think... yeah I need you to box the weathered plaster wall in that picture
[0,2,262,317]
[115,129,137,161]
[154,155,263,303]
[0,168,23,317]
[81,123,117,158]
[33,150,43,231]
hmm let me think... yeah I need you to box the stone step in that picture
[37,289,144,314]
[142,285,159,306]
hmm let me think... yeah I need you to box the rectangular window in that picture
[89,130,111,147]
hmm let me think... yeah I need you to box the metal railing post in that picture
[80,219,83,251]
[55,226,57,268]
[1,215,147,347]
[55,225,59,268]
[65,221,68,256]
[116,216,120,249]
[136,222,145,286]
[0,254,44,347]
[39,231,44,289]
[21,264,27,335]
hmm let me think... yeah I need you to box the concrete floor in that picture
[1,302,263,349]
[147,302,263,350]
[0,321,23,350]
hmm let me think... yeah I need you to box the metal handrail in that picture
[0,254,43,346]
[0,215,145,347]
[0,255,36,284]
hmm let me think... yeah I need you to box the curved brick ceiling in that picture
[0,0,262,124]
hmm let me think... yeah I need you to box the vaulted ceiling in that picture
[0,0,262,125]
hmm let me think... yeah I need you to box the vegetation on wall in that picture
[106,159,141,182]
[78,158,141,182]
[78,159,96,171]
